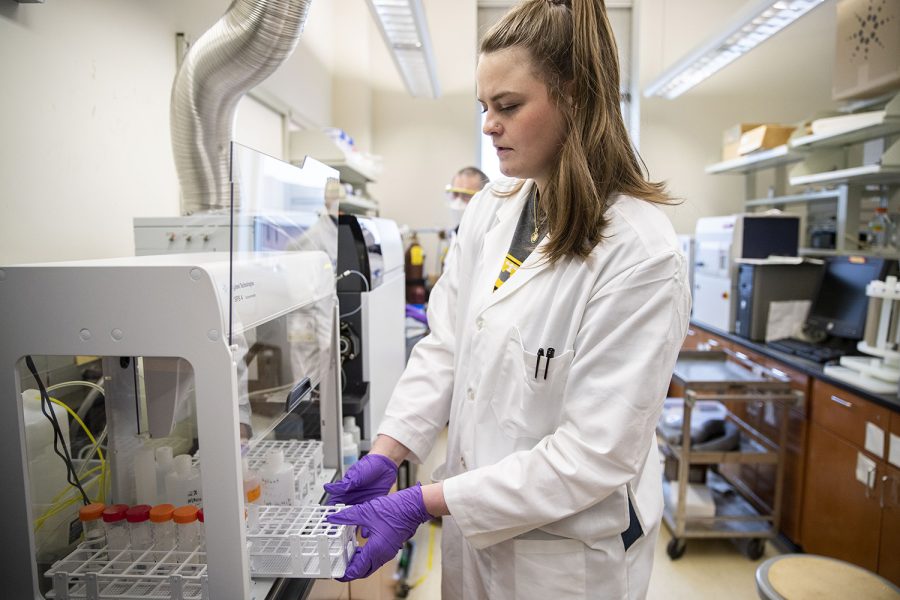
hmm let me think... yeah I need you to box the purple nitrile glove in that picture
[323,453,398,505]
[327,483,433,581]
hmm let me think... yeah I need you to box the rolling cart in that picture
[658,350,799,560]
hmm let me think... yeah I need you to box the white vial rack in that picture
[246,440,326,504]
[246,505,355,579]
[45,540,207,600]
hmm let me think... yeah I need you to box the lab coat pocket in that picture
[491,328,573,440]
[511,538,586,600]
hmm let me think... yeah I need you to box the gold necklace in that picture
[531,189,540,243]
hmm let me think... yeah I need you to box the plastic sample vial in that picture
[173,505,201,563]
[126,504,152,561]
[149,503,177,555]
[197,508,206,551]
[102,504,131,558]
[78,502,106,545]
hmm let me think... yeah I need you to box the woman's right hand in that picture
[324,453,399,505]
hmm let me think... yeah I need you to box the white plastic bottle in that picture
[134,447,158,505]
[342,432,359,470]
[165,454,202,507]
[259,450,295,506]
[343,416,361,447]
[243,457,261,505]
[155,447,175,501]
[21,389,69,505]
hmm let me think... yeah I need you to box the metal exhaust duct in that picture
[171,0,312,214]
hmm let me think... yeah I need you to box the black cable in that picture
[25,356,90,506]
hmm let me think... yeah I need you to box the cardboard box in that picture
[722,123,762,160]
[738,124,795,155]
[833,0,900,101]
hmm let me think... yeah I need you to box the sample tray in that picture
[246,440,325,504]
[45,541,207,600]
[247,504,355,579]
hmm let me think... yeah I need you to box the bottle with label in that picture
[869,206,895,249]
[165,454,202,507]
[343,416,361,447]
[342,432,359,471]
[259,450,295,506]
[243,457,261,505]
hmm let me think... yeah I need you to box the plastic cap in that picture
[101,504,129,523]
[126,504,152,523]
[149,504,176,523]
[79,502,106,522]
[343,417,356,428]
[266,449,284,469]
[156,446,174,465]
[173,505,199,524]
[197,508,204,523]
[174,454,192,475]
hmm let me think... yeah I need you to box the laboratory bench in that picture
[674,322,900,586]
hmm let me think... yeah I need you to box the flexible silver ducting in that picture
[171,0,312,214]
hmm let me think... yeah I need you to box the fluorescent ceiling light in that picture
[366,0,441,99]
[644,0,825,99]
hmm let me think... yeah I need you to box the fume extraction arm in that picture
[170,0,312,214]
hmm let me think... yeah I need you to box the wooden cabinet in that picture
[801,422,882,570]
[802,380,899,586]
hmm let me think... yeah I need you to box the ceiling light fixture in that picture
[366,0,441,99]
[644,0,826,99]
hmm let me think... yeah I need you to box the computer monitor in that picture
[806,256,897,340]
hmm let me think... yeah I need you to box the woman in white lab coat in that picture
[325,1,691,598]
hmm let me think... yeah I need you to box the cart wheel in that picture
[745,538,765,560]
[666,537,687,560]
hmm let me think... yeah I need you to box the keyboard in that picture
[767,338,846,363]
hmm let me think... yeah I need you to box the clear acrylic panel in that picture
[228,143,340,441]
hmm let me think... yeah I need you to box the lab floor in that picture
[402,430,780,600]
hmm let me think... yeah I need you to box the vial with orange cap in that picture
[78,502,106,545]
[149,503,177,553]
[173,505,202,562]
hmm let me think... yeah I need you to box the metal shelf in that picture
[789,164,900,187]
[791,93,900,149]
[744,189,842,207]
[705,145,804,175]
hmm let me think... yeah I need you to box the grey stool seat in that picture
[756,554,900,599]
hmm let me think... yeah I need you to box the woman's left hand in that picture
[326,483,433,581]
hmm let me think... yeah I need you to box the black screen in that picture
[807,256,894,339]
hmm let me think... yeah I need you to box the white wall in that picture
[0,0,335,264]
[637,0,838,234]
[367,0,480,277]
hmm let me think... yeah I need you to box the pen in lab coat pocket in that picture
[534,348,544,378]
[543,348,555,380]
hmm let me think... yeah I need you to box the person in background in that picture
[441,166,490,273]
[446,166,490,231]
[325,1,690,598]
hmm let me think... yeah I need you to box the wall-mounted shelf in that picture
[790,94,900,149]
[744,189,842,208]
[789,139,900,187]
[705,145,805,175]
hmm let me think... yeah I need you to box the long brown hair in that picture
[481,0,671,263]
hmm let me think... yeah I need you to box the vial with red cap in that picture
[126,504,152,561]
[102,504,130,557]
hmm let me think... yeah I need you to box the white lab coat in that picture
[378,179,690,599]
